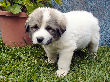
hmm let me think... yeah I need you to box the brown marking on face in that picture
[28,9,43,28]
[45,9,67,39]
[25,8,44,38]
[49,9,66,30]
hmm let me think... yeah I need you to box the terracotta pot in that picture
[0,11,32,47]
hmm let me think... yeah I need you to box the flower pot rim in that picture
[0,11,28,17]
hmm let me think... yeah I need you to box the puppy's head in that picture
[25,7,66,45]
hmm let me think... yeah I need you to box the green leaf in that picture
[0,1,6,7]
[37,3,44,7]
[0,1,10,7]
[26,5,37,14]
[0,3,2,6]
[55,0,62,5]
[5,4,22,14]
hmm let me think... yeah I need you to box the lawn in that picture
[0,39,110,82]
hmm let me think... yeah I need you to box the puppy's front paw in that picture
[55,70,68,77]
[48,58,56,64]
[91,52,97,59]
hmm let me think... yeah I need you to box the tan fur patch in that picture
[28,9,43,28]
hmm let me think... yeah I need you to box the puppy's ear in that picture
[50,9,66,36]
[56,27,66,37]
[57,18,66,37]
[25,23,30,32]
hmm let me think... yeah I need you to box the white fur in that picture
[43,11,50,22]
[28,8,100,77]
[32,28,53,44]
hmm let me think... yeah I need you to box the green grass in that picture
[0,39,110,82]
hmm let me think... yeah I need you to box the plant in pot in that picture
[0,0,62,47]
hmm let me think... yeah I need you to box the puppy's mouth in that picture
[45,38,52,45]
[32,38,52,45]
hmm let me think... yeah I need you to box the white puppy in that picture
[25,7,100,77]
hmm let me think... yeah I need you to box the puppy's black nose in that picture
[37,37,44,43]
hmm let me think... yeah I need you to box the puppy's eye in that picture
[46,26,55,34]
[46,26,53,31]
[31,25,39,31]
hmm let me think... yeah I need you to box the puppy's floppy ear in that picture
[56,18,66,37]
[56,27,66,37]
[49,9,66,36]
[25,23,30,32]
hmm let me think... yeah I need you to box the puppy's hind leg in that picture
[88,33,100,58]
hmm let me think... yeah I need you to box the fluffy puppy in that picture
[25,7,100,77]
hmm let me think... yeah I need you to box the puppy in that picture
[25,7,100,77]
